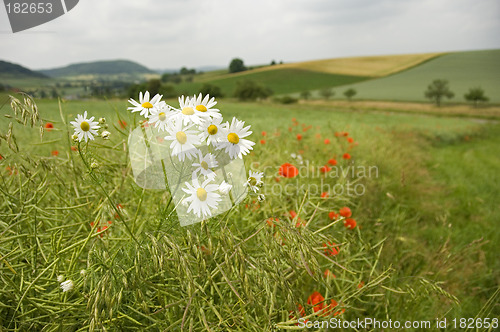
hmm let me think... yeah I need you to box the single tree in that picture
[320,88,334,100]
[270,60,276,66]
[424,79,454,106]
[464,87,489,107]
[229,58,246,73]
[300,90,311,100]
[344,88,357,101]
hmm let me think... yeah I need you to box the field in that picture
[1,93,499,330]
[177,68,370,97]
[320,49,500,103]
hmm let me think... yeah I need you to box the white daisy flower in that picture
[182,177,221,218]
[127,91,162,118]
[60,279,74,292]
[148,102,174,131]
[244,170,264,193]
[192,152,218,180]
[218,180,233,195]
[70,111,100,142]
[217,117,255,159]
[191,93,222,119]
[164,121,201,161]
[57,275,64,283]
[171,95,206,126]
[198,116,223,146]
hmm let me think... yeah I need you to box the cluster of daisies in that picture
[127,91,263,219]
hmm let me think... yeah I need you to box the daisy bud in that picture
[60,279,74,292]
[57,275,64,283]
[99,117,106,124]
[71,134,79,142]
[218,181,233,195]
[101,131,111,139]
[80,269,86,277]
[91,161,99,169]
[258,194,266,202]
[104,124,109,129]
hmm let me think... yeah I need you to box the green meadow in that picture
[320,49,500,103]
[1,94,498,329]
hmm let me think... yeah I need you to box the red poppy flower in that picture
[324,138,331,144]
[347,137,354,143]
[327,158,337,166]
[323,242,339,256]
[289,304,307,325]
[343,132,349,137]
[118,120,127,129]
[344,218,357,229]
[260,139,266,144]
[323,299,339,316]
[358,281,365,289]
[288,127,293,132]
[296,134,303,141]
[266,217,279,227]
[334,308,346,316]
[71,146,77,151]
[328,211,339,220]
[339,207,352,218]
[44,122,54,131]
[261,131,267,136]
[295,218,306,228]
[275,177,281,182]
[307,291,325,313]
[292,117,297,122]
[0,154,3,160]
[279,163,299,178]
[51,150,59,156]
[342,153,351,159]
[288,210,297,219]
[315,133,321,138]
[319,165,331,173]
[323,269,336,279]
[334,132,341,137]
[321,192,329,198]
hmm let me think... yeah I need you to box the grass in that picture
[1,96,499,329]
[321,49,500,103]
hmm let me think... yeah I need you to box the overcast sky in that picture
[1,0,499,70]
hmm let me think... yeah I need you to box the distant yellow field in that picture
[272,52,445,77]
[198,52,445,82]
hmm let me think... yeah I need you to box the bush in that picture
[320,88,334,100]
[300,91,311,100]
[274,95,298,104]
[200,83,224,98]
[233,80,272,101]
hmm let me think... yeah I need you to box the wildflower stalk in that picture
[76,144,141,246]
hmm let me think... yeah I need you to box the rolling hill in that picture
[177,52,444,97]
[0,60,48,79]
[40,60,155,78]
[316,49,500,103]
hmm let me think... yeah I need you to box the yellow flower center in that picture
[227,133,239,144]
[142,102,153,108]
[207,125,218,135]
[249,177,257,186]
[201,161,209,170]
[196,188,207,201]
[158,112,167,121]
[196,105,208,112]
[80,121,90,132]
[182,107,194,115]
[176,131,187,144]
